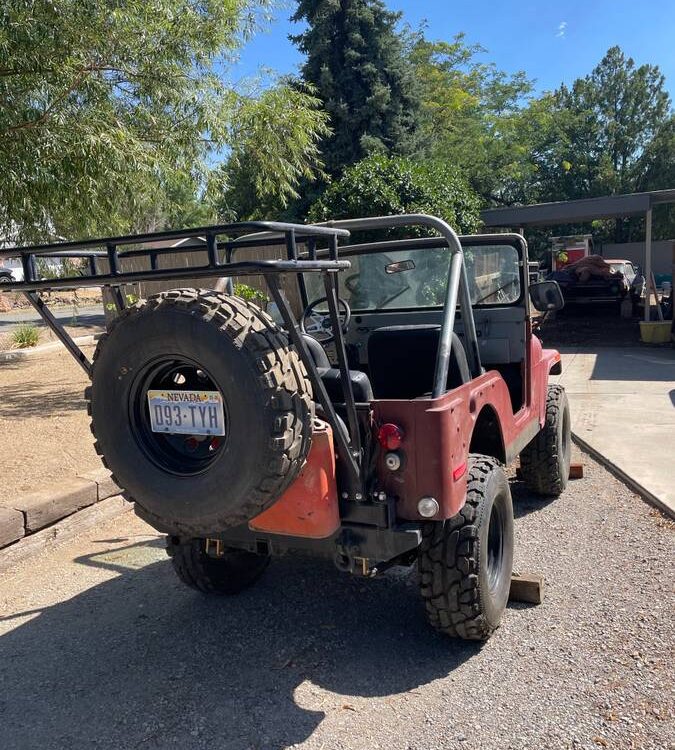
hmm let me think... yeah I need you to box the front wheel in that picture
[519,384,571,496]
[418,455,514,640]
[167,537,269,594]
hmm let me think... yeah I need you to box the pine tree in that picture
[292,0,420,177]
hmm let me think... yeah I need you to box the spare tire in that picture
[86,288,313,536]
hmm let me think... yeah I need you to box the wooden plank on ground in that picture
[509,572,544,604]
[569,462,584,479]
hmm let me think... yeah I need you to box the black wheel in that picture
[419,455,514,641]
[86,289,313,536]
[519,384,571,496]
[167,537,269,594]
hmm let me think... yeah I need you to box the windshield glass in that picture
[305,244,521,311]
[609,262,626,274]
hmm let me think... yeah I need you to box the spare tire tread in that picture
[86,288,313,535]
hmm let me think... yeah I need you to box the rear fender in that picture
[373,370,516,522]
[249,420,340,539]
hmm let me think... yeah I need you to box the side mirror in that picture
[529,280,564,312]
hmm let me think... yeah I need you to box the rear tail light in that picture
[377,423,404,451]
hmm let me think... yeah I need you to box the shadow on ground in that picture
[537,308,641,349]
[0,380,86,417]
[0,538,479,750]
[587,348,675,382]
[510,479,558,518]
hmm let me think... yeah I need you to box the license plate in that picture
[147,390,225,436]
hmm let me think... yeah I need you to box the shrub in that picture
[234,283,269,308]
[308,154,482,237]
[12,324,40,348]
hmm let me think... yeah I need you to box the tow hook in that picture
[334,544,373,577]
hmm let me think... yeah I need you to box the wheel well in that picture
[469,405,506,464]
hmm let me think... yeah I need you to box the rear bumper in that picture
[212,520,423,573]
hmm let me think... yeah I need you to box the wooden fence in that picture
[106,241,304,318]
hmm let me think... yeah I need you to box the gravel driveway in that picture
[0,452,672,750]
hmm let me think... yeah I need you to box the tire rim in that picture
[486,500,505,594]
[129,356,228,476]
[561,404,571,466]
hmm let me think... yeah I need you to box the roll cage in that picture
[0,214,518,503]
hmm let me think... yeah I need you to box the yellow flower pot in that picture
[639,321,673,344]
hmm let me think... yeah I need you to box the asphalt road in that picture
[0,304,105,332]
[0,455,672,750]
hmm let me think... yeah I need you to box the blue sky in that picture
[231,0,675,98]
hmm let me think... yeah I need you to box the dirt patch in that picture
[0,345,102,496]
[537,307,645,348]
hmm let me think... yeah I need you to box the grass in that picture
[11,324,40,349]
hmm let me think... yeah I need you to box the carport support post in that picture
[644,208,652,322]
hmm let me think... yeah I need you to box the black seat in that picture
[317,367,373,402]
[301,334,373,403]
[302,334,330,368]
[367,325,470,399]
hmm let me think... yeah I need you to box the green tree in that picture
[209,82,330,220]
[409,33,534,206]
[309,153,481,306]
[0,0,328,242]
[292,0,420,178]
[532,47,670,200]
[636,115,675,237]
[524,46,673,240]
[308,153,481,234]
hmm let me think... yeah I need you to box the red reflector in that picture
[452,462,467,481]
[377,423,404,451]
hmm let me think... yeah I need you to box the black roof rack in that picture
[0,221,351,292]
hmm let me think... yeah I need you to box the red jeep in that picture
[1,214,570,640]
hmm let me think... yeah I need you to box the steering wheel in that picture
[301,296,351,344]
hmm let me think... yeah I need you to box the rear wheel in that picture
[519,384,571,496]
[167,537,269,594]
[418,455,514,640]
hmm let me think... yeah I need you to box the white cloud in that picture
[556,21,568,38]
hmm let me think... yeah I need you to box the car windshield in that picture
[305,244,521,311]
[609,262,627,274]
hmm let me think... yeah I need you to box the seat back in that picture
[367,325,470,399]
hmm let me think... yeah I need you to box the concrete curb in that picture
[572,433,675,520]
[0,333,102,363]
[0,495,133,575]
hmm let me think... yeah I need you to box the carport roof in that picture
[481,189,675,228]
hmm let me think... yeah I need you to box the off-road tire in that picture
[519,384,571,496]
[86,289,313,536]
[167,537,269,594]
[419,455,514,641]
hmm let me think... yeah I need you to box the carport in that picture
[481,189,675,321]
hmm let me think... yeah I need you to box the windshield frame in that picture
[298,234,527,313]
